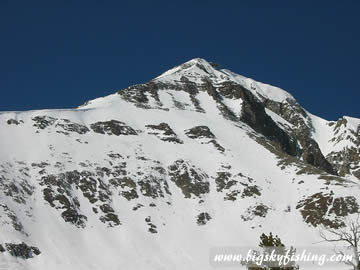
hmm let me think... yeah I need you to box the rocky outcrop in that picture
[296,192,359,229]
[7,119,23,125]
[3,242,40,259]
[262,98,336,175]
[214,171,261,201]
[196,212,212,225]
[241,203,270,221]
[326,118,360,177]
[32,116,90,135]
[185,126,215,139]
[205,81,299,157]
[145,123,183,144]
[298,136,336,175]
[90,120,137,136]
[168,159,209,198]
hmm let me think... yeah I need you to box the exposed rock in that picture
[55,119,90,135]
[241,204,269,221]
[99,203,121,227]
[214,171,260,201]
[90,120,137,136]
[145,216,158,233]
[32,116,90,135]
[299,136,336,175]
[110,177,139,201]
[132,203,144,211]
[32,116,57,129]
[146,123,183,143]
[185,126,215,139]
[263,98,336,175]
[325,118,360,177]
[241,185,262,198]
[7,119,23,125]
[0,204,25,233]
[5,242,40,259]
[296,192,359,229]
[196,212,212,225]
[215,172,236,192]
[185,126,224,152]
[137,167,171,199]
[168,159,209,198]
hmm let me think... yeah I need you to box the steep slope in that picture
[0,58,359,270]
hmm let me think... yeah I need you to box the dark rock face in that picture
[215,172,236,192]
[115,72,339,175]
[31,154,174,228]
[201,79,238,121]
[299,137,336,175]
[55,119,90,135]
[145,216,158,234]
[185,126,215,139]
[296,192,359,229]
[145,123,183,144]
[214,171,260,201]
[262,98,336,175]
[32,116,90,135]
[4,242,40,259]
[185,126,225,152]
[203,82,299,157]
[7,119,23,125]
[40,169,121,228]
[0,174,34,205]
[117,82,165,109]
[207,139,225,153]
[32,116,57,129]
[0,204,25,233]
[117,84,150,106]
[113,63,345,177]
[237,88,298,157]
[110,177,139,201]
[242,185,262,198]
[196,212,212,225]
[130,160,171,199]
[90,120,137,136]
[263,98,310,133]
[168,159,209,198]
[99,204,121,227]
[325,118,360,177]
[241,203,269,221]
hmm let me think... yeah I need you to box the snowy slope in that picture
[0,58,359,270]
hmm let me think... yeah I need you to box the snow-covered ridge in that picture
[155,58,295,103]
[220,68,295,103]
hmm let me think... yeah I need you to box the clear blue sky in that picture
[1,0,359,120]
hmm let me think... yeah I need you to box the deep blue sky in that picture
[0,0,359,120]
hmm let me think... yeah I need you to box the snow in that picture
[0,58,358,270]
[220,69,295,103]
[309,112,359,155]
[156,58,295,104]
[344,116,360,130]
[265,108,294,130]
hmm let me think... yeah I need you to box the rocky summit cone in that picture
[0,58,359,269]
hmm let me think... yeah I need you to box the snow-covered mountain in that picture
[0,58,359,269]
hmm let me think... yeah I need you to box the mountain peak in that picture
[154,58,295,103]
[155,57,222,82]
